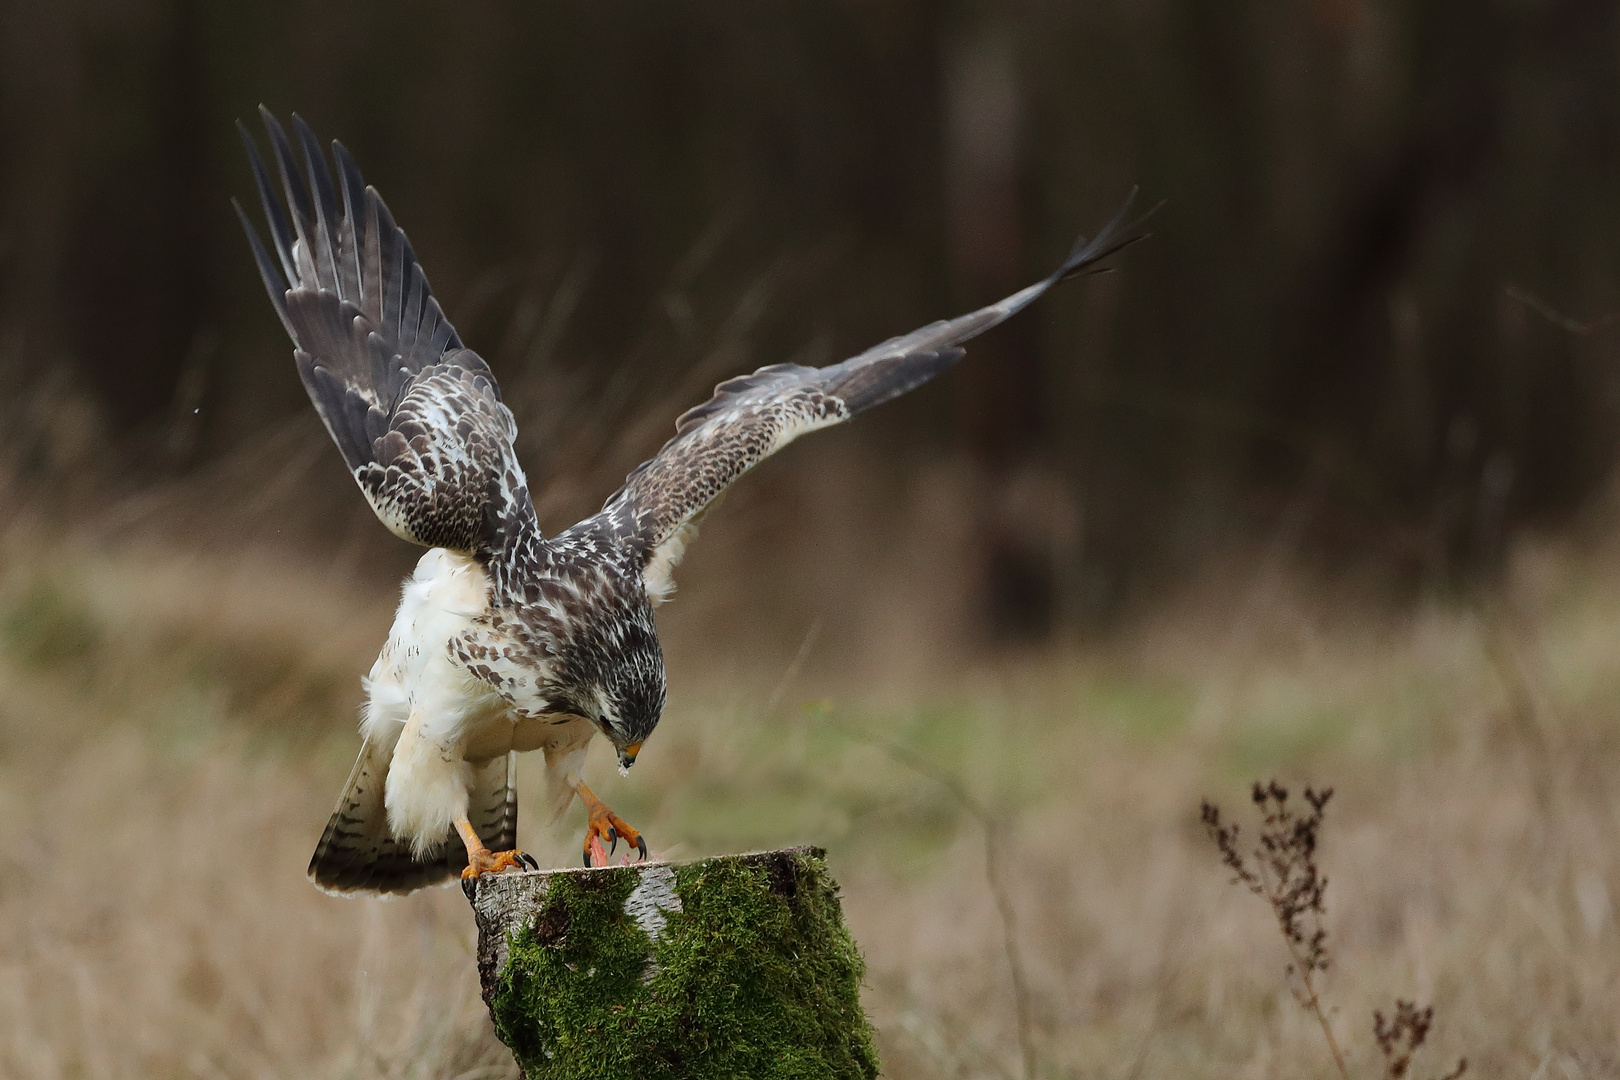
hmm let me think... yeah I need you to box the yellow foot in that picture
[460,847,539,881]
[577,781,648,867]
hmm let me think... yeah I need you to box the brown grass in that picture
[0,509,1617,1079]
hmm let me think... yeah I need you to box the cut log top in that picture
[465,846,879,1080]
[470,856,683,997]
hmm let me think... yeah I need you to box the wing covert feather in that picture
[600,190,1151,601]
[237,109,536,554]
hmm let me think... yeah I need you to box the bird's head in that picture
[585,612,666,775]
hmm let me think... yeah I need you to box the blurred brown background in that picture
[7,0,1620,638]
[2,3,1619,1078]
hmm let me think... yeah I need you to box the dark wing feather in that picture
[594,190,1150,601]
[237,108,536,553]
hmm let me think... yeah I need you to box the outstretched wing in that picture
[598,191,1151,602]
[236,108,536,554]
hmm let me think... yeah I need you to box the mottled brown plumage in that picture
[237,109,1147,894]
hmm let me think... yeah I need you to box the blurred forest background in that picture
[6,0,1620,640]
[2,2,1620,1078]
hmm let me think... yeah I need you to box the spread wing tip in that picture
[599,187,1153,600]
[237,112,534,559]
[1055,186,1159,283]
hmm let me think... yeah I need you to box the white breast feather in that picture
[367,548,512,854]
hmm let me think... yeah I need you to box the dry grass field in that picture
[0,502,1617,1079]
[6,4,1619,1075]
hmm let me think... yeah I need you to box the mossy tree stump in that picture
[467,846,879,1080]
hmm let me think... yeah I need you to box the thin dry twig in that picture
[1374,999,1467,1080]
[1503,284,1620,336]
[763,620,822,719]
[1204,783,1469,1080]
[1202,781,1348,1080]
[821,711,1038,1080]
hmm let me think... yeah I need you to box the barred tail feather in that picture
[308,743,517,896]
[467,753,519,855]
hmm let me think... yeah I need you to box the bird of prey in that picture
[236,108,1146,896]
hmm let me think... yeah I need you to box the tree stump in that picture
[466,846,879,1080]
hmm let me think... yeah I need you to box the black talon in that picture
[635,836,649,860]
[608,825,618,857]
[520,852,539,870]
[582,846,592,868]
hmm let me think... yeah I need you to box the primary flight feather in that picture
[236,108,1147,895]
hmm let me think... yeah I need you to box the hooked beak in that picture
[616,740,643,777]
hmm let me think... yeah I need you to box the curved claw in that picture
[463,847,535,881]
[577,783,643,868]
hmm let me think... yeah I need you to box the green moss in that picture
[489,850,879,1080]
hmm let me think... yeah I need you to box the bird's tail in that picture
[308,741,517,897]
